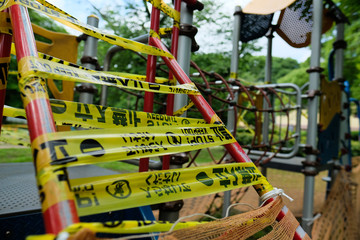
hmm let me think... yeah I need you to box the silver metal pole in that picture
[336,23,350,167]
[264,28,273,84]
[222,6,241,218]
[229,6,241,81]
[173,2,193,117]
[78,15,99,104]
[301,0,323,234]
[158,1,195,222]
[261,27,274,175]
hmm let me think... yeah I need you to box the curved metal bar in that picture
[246,83,302,159]
[100,34,149,106]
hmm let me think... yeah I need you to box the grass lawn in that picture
[0,146,33,163]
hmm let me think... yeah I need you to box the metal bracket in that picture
[179,24,199,52]
[301,167,319,176]
[306,66,324,73]
[76,33,88,42]
[333,40,347,50]
[305,90,322,99]
[81,55,101,70]
[184,0,204,11]
[170,153,189,165]
[159,200,184,211]
[334,77,346,83]
[304,145,320,155]
[75,84,98,94]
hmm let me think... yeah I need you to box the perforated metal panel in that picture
[240,13,273,42]
[0,163,40,215]
[276,0,333,48]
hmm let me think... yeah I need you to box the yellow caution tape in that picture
[1,0,174,58]
[159,27,172,36]
[229,72,237,80]
[65,220,202,234]
[173,100,194,117]
[3,105,26,118]
[17,56,200,107]
[26,220,203,239]
[4,99,207,128]
[0,11,12,35]
[26,235,55,240]
[32,124,236,170]
[105,71,169,84]
[67,162,270,216]
[0,57,11,90]
[147,0,180,27]
[35,0,76,19]
[10,51,169,84]
[0,128,30,147]
[49,99,206,129]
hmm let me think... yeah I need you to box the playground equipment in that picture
[0,0,358,239]
[0,0,310,239]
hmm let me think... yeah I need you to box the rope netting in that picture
[311,161,360,240]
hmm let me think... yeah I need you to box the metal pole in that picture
[222,6,241,218]
[301,0,323,234]
[10,4,79,233]
[140,6,161,172]
[261,27,274,177]
[335,23,351,168]
[78,15,99,104]
[264,28,273,84]
[173,1,193,117]
[229,6,241,82]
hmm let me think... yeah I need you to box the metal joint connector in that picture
[75,84,98,94]
[184,0,204,11]
[333,40,347,50]
[179,24,199,52]
[76,33,88,42]
[306,90,322,99]
[170,153,189,165]
[306,66,324,73]
[304,145,320,155]
[301,168,319,176]
[81,55,102,70]
[159,200,184,211]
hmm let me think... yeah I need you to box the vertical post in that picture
[10,4,79,233]
[173,1,193,117]
[335,23,351,168]
[264,27,273,84]
[301,0,323,234]
[163,0,182,171]
[0,9,12,132]
[159,0,183,222]
[77,15,99,104]
[140,6,160,172]
[222,6,241,217]
[261,27,274,178]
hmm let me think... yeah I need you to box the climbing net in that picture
[0,0,308,239]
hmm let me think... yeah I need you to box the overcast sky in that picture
[46,0,311,62]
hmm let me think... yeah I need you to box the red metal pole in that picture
[0,9,12,132]
[9,4,79,233]
[152,37,305,240]
[163,0,182,170]
[139,6,161,172]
